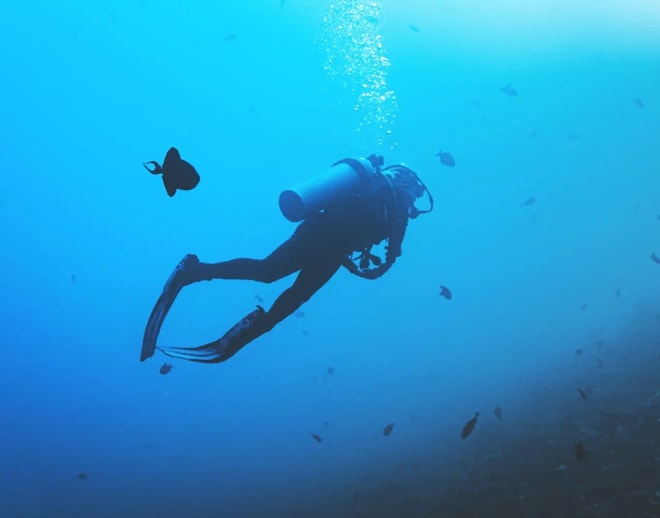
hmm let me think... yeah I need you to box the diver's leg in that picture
[157,257,342,364]
[209,258,343,362]
[180,234,307,285]
[142,233,308,361]
[261,258,342,330]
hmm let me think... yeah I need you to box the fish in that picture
[460,412,479,439]
[494,405,503,420]
[580,304,587,310]
[435,150,455,167]
[521,197,536,206]
[159,363,172,375]
[408,24,419,32]
[225,33,237,41]
[574,440,587,460]
[575,349,583,356]
[615,288,620,298]
[310,433,322,443]
[76,473,88,480]
[577,387,587,401]
[280,0,286,6]
[651,253,660,264]
[143,147,200,197]
[326,366,335,375]
[439,285,452,300]
[383,422,395,436]
[254,294,264,303]
[634,97,644,108]
[500,84,518,97]
[70,274,77,284]
[294,310,305,318]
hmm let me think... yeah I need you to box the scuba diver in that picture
[140,154,433,364]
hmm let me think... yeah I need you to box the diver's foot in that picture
[157,306,268,364]
[164,254,200,291]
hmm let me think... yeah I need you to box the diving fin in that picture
[141,254,200,362]
[157,306,267,364]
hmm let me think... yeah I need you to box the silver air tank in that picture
[278,157,376,222]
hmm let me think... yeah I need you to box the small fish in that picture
[580,304,587,310]
[576,387,587,401]
[521,197,536,206]
[530,129,537,138]
[439,285,452,300]
[634,97,644,108]
[650,253,660,264]
[383,422,394,436]
[143,147,200,197]
[408,24,419,32]
[76,473,88,480]
[596,357,603,368]
[615,288,620,298]
[254,294,264,303]
[574,440,587,460]
[575,349,583,356]
[460,412,479,439]
[159,363,172,375]
[326,366,335,375]
[494,405,503,420]
[310,433,322,443]
[435,150,455,167]
[225,33,237,42]
[596,340,604,347]
[294,310,305,318]
[70,274,77,284]
[500,84,518,97]
[280,0,285,6]
[566,132,580,141]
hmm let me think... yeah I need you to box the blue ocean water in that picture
[1,1,659,516]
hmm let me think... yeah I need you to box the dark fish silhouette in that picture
[634,97,644,108]
[521,197,536,206]
[574,441,587,460]
[383,422,394,436]
[310,433,322,443]
[460,412,479,439]
[254,294,264,303]
[580,303,587,310]
[651,253,660,264]
[500,84,518,97]
[280,0,286,6]
[408,24,419,32]
[435,150,455,167]
[439,285,452,300]
[494,405,503,420]
[225,33,237,41]
[575,348,583,356]
[70,274,77,284]
[159,363,172,375]
[615,288,620,297]
[577,387,587,401]
[76,473,88,480]
[143,147,200,197]
[326,366,335,375]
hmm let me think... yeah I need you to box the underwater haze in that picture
[1,0,659,516]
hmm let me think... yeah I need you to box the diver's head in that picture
[382,164,433,219]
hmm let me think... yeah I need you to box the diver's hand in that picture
[342,260,393,280]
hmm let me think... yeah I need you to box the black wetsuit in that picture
[191,173,410,334]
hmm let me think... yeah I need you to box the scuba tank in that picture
[278,157,377,222]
